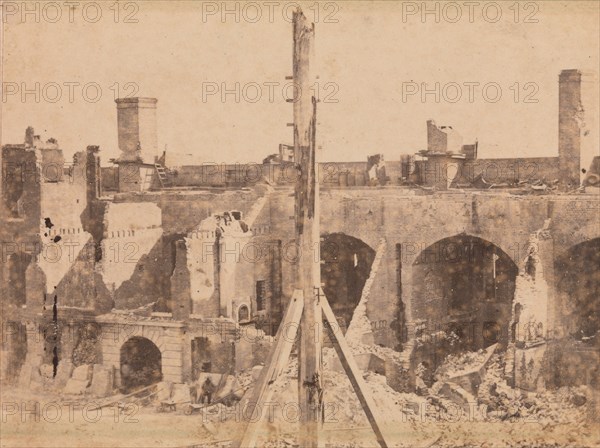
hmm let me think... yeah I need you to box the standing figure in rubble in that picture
[201,376,216,405]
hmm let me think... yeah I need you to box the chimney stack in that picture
[115,97,159,163]
[558,70,598,189]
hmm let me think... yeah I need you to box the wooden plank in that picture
[321,295,390,448]
[88,383,157,411]
[232,289,304,448]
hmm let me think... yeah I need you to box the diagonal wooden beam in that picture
[321,295,391,448]
[232,289,305,448]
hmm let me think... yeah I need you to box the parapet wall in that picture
[161,157,562,190]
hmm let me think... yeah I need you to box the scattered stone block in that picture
[437,382,475,412]
[90,364,114,397]
[39,364,54,380]
[18,363,41,389]
[55,361,74,388]
[571,393,587,407]
[251,365,263,380]
[360,331,375,346]
[329,352,385,376]
[64,378,89,395]
[71,364,92,382]
[171,383,191,404]
[157,381,173,401]
[203,421,217,435]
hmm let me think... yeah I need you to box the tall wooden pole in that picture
[293,9,322,448]
[234,9,390,448]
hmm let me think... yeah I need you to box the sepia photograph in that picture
[1,1,599,447]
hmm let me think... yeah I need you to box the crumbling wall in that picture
[37,151,92,296]
[427,120,463,154]
[2,146,40,220]
[54,239,103,309]
[511,225,551,345]
[98,202,163,306]
[190,335,234,377]
[150,188,262,234]
[113,239,168,309]
[0,322,28,382]
[457,157,561,185]
[186,222,221,318]
[169,239,192,318]
[346,239,387,345]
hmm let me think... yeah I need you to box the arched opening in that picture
[555,238,600,343]
[553,238,599,388]
[120,337,162,392]
[320,233,376,332]
[238,304,250,322]
[411,235,518,372]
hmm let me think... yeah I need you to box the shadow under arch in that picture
[552,237,600,388]
[411,234,518,371]
[120,336,162,392]
[555,237,600,342]
[320,232,376,332]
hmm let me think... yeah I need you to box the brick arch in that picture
[120,335,162,352]
[554,225,600,260]
[554,237,600,335]
[116,333,167,370]
[410,233,519,352]
[97,321,185,384]
[411,233,518,271]
[406,231,521,268]
[119,336,163,391]
[320,232,377,330]
[319,226,380,253]
[123,331,164,352]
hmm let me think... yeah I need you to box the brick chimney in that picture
[116,97,158,163]
[558,70,598,189]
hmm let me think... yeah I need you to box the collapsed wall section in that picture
[98,202,163,308]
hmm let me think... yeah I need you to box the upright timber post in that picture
[293,9,322,448]
[234,8,390,447]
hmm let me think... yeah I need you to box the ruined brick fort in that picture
[1,68,598,396]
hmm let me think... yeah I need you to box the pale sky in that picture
[1,1,599,165]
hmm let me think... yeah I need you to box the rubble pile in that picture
[215,348,433,447]
[434,349,489,379]
[476,354,592,425]
[348,342,403,364]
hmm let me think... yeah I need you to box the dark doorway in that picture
[120,337,162,392]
